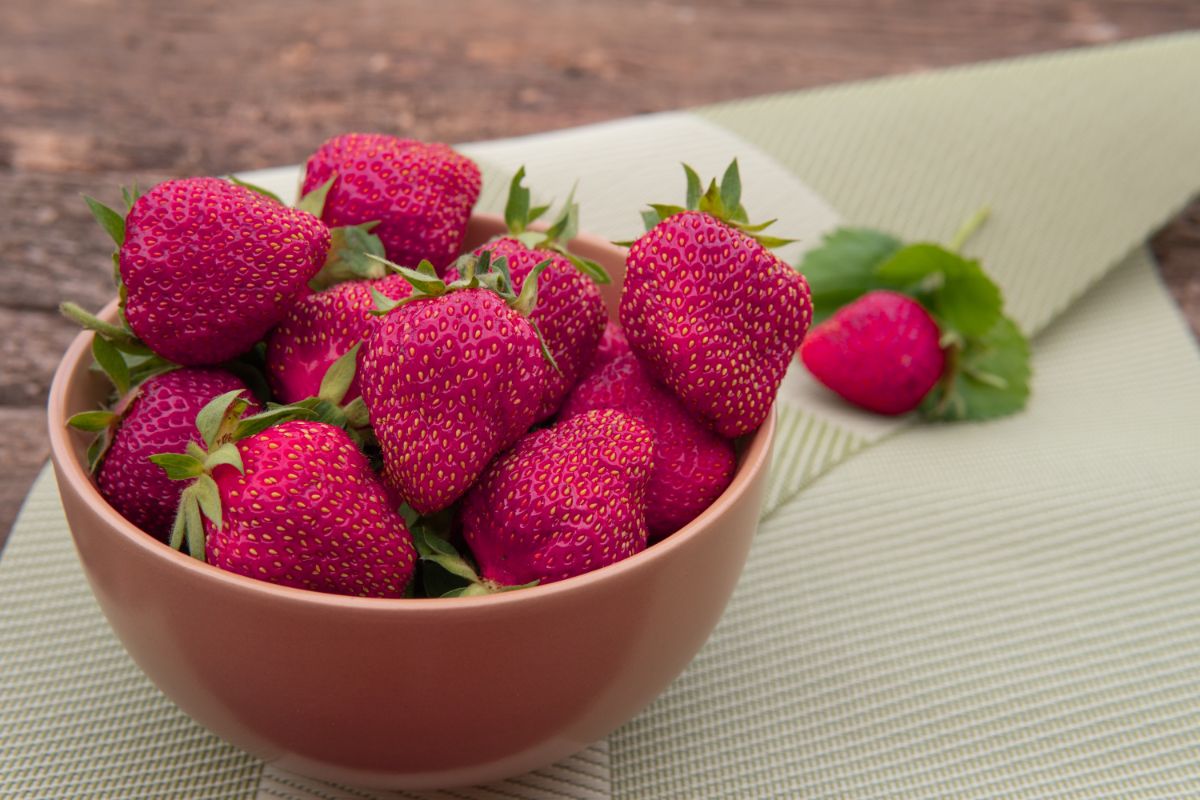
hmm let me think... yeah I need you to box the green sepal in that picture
[227,175,284,206]
[309,221,387,291]
[318,343,361,405]
[559,251,610,285]
[718,159,742,216]
[528,204,551,224]
[193,474,223,531]
[504,166,532,234]
[412,527,480,583]
[195,390,250,450]
[67,410,117,432]
[203,442,245,474]
[683,164,702,210]
[647,204,686,225]
[233,405,316,439]
[60,302,137,346]
[148,453,206,480]
[511,258,551,318]
[639,210,660,233]
[176,488,207,561]
[343,397,370,428]
[83,195,126,247]
[121,184,141,213]
[296,174,336,217]
[91,335,131,395]
[366,254,446,299]
[542,183,580,244]
[531,319,562,376]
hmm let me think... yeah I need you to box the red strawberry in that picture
[593,320,631,369]
[266,274,413,404]
[560,350,735,539]
[119,178,330,365]
[619,163,812,438]
[302,133,481,273]
[358,256,550,514]
[79,369,260,541]
[800,290,945,415]
[462,409,654,586]
[467,237,605,420]
[205,420,416,597]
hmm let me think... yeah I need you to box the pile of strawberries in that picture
[65,133,813,599]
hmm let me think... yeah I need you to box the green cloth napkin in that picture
[2,32,1198,799]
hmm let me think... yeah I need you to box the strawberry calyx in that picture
[502,166,610,285]
[633,159,795,249]
[409,525,536,598]
[367,251,562,375]
[151,390,318,561]
[285,343,374,447]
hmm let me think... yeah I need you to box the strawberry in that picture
[466,237,605,420]
[68,369,259,541]
[154,395,417,597]
[461,409,654,586]
[560,350,735,539]
[593,320,631,369]
[800,290,945,415]
[114,178,330,365]
[302,133,481,274]
[358,254,552,514]
[266,274,413,404]
[619,162,812,438]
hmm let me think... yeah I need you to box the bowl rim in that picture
[47,214,775,614]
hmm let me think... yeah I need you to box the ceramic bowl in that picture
[46,213,774,789]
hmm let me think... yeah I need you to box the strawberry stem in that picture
[948,206,991,253]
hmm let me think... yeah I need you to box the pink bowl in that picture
[46,213,775,789]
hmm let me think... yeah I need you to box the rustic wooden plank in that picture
[3,0,1199,546]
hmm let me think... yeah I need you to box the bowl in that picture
[46,213,775,789]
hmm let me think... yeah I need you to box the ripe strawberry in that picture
[593,320,631,369]
[800,290,945,415]
[266,274,412,404]
[154,393,417,597]
[560,350,735,539]
[74,369,259,541]
[619,162,812,438]
[117,178,330,365]
[358,255,551,514]
[466,237,605,420]
[302,133,481,273]
[461,409,654,586]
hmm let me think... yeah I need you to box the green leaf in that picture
[719,159,742,216]
[798,227,903,323]
[531,319,562,375]
[296,174,336,217]
[91,335,131,395]
[750,234,796,249]
[203,442,244,474]
[412,528,480,583]
[543,183,580,244]
[148,453,206,480]
[683,163,702,210]
[920,316,1031,422]
[227,175,284,206]
[640,209,661,232]
[504,166,531,234]
[876,244,1002,338]
[68,410,117,432]
[83,195,126,247]
[86,434,110,472]
[369,286,407,315]
[648,204,685,222]
[318,343,361,405]
[121,184,141,213]
[168,502,187,550]
[527,203,551,224]
[195,390,247,449]
[512,259,551,317]
[370,255,447,297]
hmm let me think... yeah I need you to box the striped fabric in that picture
[3,32,1199,799]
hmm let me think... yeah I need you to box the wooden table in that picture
[3,0,1198,544]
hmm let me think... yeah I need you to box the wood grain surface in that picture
[2,0,1198,544]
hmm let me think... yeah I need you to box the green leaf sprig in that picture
[799,208,1031,422]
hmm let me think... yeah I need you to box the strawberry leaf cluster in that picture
[799,214,1031,422]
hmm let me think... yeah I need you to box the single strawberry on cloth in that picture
[2,33,1200,800]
